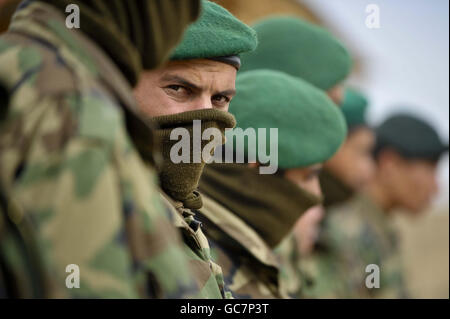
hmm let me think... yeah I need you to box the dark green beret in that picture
[375,113,449,162]
[227,70,347,169]
[240,16,352,90]
[171,0,257,63]
[341,88,369,131]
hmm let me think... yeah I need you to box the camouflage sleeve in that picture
[112,124,199,298]
[0,81,198,298]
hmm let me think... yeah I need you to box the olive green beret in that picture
[171,0,257,62]
[227,70,347,169]
[240,16,352,90]
[341,88,369,130]
[375,113,449,162]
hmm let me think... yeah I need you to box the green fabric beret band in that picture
[341,87,369,131]
[227,70,347,169]
[240,16,352,90]
[171,0,257,61]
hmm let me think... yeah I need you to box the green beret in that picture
[171,0,257,62]
[375,113,449,162]
[240,16,352,90]
[227,70,347,169]
[341,88,369,130]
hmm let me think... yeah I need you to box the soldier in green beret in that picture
[278,88,375,298]
[307,113,448,298]
[240,16,352,104]
[195,69,347,298]
[277,87,377,298]
[133,0,257,299]
[320,88,376,208]
[0,0,202,298]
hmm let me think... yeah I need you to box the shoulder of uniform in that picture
[324,195,369,241]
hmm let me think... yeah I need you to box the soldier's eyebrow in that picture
[216,89,236,98]
[160,74,236,97]
[160,74,203,91]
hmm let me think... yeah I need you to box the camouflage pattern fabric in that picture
[0,1,198,298]
[0,185,63,298]
[276,235,307,298]
[197,194,286,299]
[288,193,407,298]
[160,191,232,299]
[276,233,350,298]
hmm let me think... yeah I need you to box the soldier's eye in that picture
[166,85,184,92]
[212,94,231,107]
[164,85,191,98]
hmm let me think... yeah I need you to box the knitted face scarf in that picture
[199,163,323,248]
[152,109,236,209]
[319,169,354,208]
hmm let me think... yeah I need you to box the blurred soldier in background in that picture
[240,16,352,104]
[278,88,376,298]
[237,15,355,298]
[133,0,257,298]
[198,69,347,298]
[308,113,448,298]
[321,89,376,207]
[0,0,202,298]
[302,89,375,252]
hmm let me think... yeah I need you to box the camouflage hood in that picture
[39,0,200,86]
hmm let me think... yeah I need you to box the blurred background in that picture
[214,0,449,298]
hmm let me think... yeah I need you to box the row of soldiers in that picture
[0,0,447,298]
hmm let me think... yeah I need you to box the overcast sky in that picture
[300,0,449,206]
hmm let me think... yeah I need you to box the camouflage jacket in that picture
[276,234,307,298]
[300,193,406,298]
[160,191,231,299]
[197,194,285,299]
[276,232,349,299]
[0,1,197,298]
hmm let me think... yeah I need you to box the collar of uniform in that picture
[159,190,206,254]
[160,190,196,231]
[199,193,280,269]
[354,192,398,244]
[356,192,386,221]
